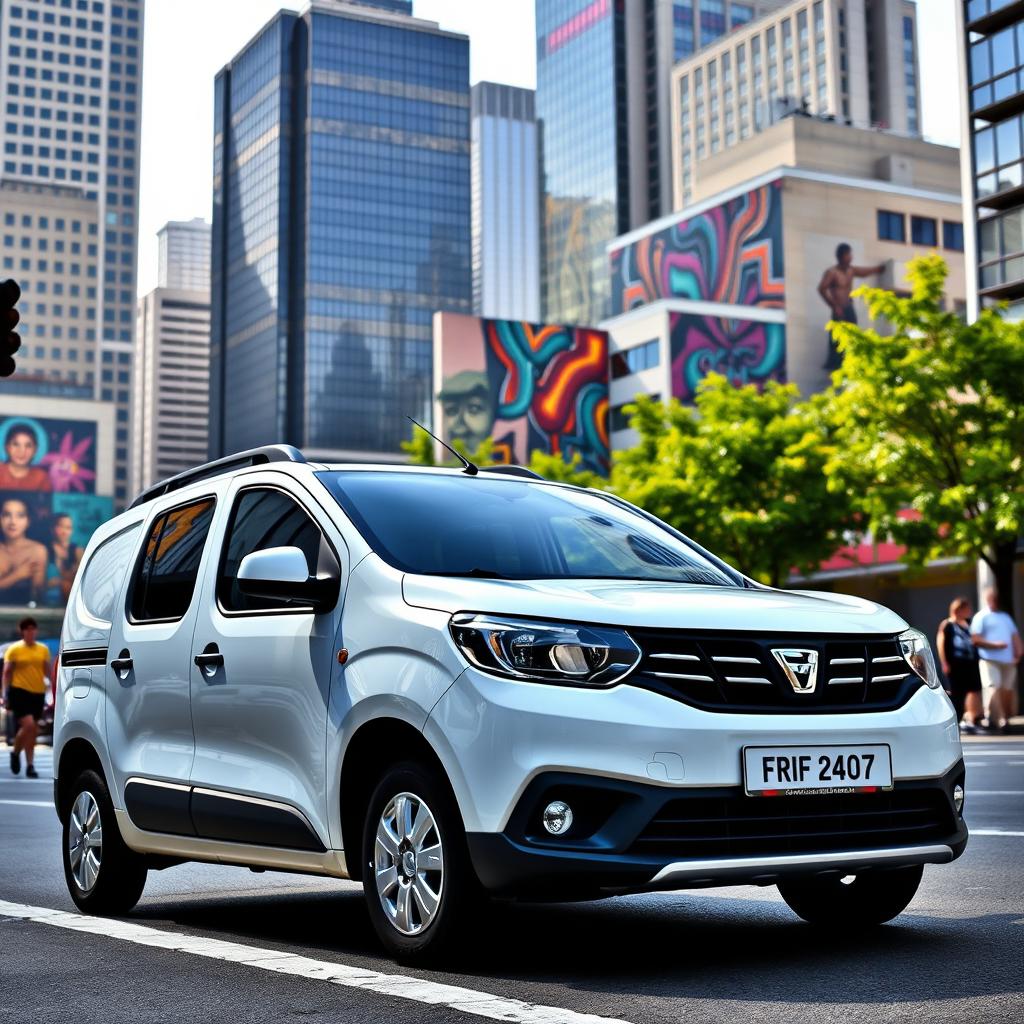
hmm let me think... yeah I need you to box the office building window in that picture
[910,216,937,246]
[942,221,964,252]
[610,339,660,379]
[877,210,906,243]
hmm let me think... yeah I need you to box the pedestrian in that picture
[1,616,51,778]
[937,597,985,732]
[971,588,1023,733]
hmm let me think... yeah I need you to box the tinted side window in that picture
[218,488,324,613]
[130,499,216,622]
[80,523,142,624]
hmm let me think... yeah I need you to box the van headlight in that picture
[449,614,641,687]
[899,628,941,689]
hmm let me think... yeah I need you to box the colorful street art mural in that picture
[433,314,610,474]
[610,182,786,315]
[670,314,787,403]
[0,415,113,609]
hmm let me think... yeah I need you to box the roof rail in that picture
[129,445,306,509]
[480,465,542,480]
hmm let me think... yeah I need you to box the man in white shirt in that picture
[971,588,1023,732]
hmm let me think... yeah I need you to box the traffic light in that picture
[0,279,21,378]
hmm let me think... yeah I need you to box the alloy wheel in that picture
[374,791,445,935]
[68,790,103,894]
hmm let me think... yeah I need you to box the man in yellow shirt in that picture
[2,616,51,778]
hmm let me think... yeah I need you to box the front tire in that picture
[361,760,482,962]
[62,768,148,915]
[777,864,924,927]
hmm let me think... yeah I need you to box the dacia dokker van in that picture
[54,446,967,960]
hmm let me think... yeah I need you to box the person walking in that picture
[937,597,985,732]
[1,616,51,778]
[971,588,1023,733]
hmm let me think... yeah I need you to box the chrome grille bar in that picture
[828,676,864,685]
[712,656,762,664]
[651,671,715,682]
[649,653,701,662]
[724,676,773,685]
[830,657,865,665]
[872,672,910,683]
[872,655,904,664]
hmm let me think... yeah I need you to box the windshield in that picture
[317,471,738,587]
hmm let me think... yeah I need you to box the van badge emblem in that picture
[771,648,819,694]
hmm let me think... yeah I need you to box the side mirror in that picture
[237,546,339,611]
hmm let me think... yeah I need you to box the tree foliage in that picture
[611,381,855,587]
[828,254,1024,612]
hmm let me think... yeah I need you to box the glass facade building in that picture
[0,0,145,505]
[471,82,540,321]
[960,0,1024,316]
[537,0,630,325]
[211,2,471,459]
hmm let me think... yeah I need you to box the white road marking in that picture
[970,829,1024,837]
[0,798,52,807]
[0,900,633,1024]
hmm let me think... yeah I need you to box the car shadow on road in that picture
[133,884,1024,1006]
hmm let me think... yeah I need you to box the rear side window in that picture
[129,498,216,623]
[217,488,325,613]
[77,523,142,625]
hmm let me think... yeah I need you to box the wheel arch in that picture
[56,737,106,819]
[339,718,459,882]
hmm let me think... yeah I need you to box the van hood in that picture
[401,575,909,636]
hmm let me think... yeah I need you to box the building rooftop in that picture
[692,114,961,204]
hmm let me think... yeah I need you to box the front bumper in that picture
[465,762,968,897]
[425,667,963,836]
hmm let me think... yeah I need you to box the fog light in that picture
[542,800,573,835]
[954,784,964,814]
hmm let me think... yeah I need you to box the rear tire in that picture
[62,768,147,915]
[361,760,483,962]
[777,864,924,927]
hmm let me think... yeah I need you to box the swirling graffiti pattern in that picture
[670,314,786,403]
[610,183,785,315]
[484,320,610,474]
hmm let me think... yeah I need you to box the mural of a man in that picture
[817,243,885,370]
[438,370,494,452]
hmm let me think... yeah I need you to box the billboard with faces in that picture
[0,415,114,609]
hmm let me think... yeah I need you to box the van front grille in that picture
[626,631,921,713]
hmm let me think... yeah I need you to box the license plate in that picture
[743,744,893,796]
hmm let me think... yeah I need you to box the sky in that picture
[137,0,959,296]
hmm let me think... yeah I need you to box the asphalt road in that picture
[1,735,1022,1024]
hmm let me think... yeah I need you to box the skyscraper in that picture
[956,0,1024,321]
[158,218,211,292]
[536,0,787,324]
[132,220,211,494]
[671,0,923,208]
[0,0,145,507]
[210,0,470,460]
[471,82,540,322]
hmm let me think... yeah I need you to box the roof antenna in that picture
[407,416,478,476]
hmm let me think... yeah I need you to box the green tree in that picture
[526,449,606,489]
[612,380,855,587]
[828,254,1024,615]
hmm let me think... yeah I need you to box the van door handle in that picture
[110,650,133,673]
[194,644,223,670]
